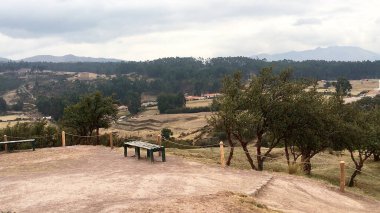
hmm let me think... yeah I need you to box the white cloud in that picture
[0,0,380,60]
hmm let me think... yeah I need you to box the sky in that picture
[0,0,379,60]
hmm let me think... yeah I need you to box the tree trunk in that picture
[374,153,380,162]
[256,133,263,171]
[242,144,257,170]
[226,133,234,166]
[301,154,311,175]
[95,128,99,146]
[348,167,361,187]
[226,146,234,166]
[284,141,290,166]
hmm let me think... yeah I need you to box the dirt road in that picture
[0,146,271,212]
[0,146,379,212]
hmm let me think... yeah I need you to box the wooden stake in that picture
[109,133,113,149]
[220,141,225,168]
[62,131,66,147]
[340,161,345,192]
[4,135,7,152]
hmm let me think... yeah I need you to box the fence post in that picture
[340,161,345,192]
[157,134,162,156]
[62,131,66,147]
[109,133,113,149]
[219,141,225,168]
[4,135,7,152]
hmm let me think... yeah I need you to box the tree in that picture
[0,97,7,114]
[157,93,186,113]
[342,106,380,186]
[333,78,352,95]
[61,92,118,145]
[125,92,141,115]
[161,128,173,140]
[210,68,318,171]
[282,93,341,174]
[243,67,311,171]
[11,100,24,111]
[208,72,243,166]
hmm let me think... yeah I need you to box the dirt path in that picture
[0,146,379,212]
[255,174,380,213]
[0,146,271,212]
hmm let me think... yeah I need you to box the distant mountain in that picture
[255,46,380,61]
[0,57,10,62]
[21,54,123,63]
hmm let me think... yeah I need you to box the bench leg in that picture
[136,147,141,159]
[162,146,166,162]
[150,150,154,163]
[124,145,128,157]
[147,149,150,159]
[32,141,35,151]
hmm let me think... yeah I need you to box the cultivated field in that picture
[350,79,379,95]
[186,99,213,108]
[109,111,211,140]
[1,146,379,212]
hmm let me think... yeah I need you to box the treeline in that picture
[3,58,380,95]
[210,68,380,187]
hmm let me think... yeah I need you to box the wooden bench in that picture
[124,141,166,163]
[0,139,36,152]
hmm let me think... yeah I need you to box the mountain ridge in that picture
[20,54,123,63]
[0,57,10,62]
[255,46,380,61]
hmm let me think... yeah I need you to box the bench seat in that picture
[124,141,165,163]
[0,139,36,152]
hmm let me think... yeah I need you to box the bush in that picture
[161,128,173,140]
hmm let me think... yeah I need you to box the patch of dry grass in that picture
[186,99,213,108]
[168,147,380,200]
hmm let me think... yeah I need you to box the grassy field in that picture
[168,146,380,200]
[186,99,213,108]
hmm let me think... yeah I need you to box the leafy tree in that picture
[208,72,242,166]
[0,97,7,114]
[36,96,66,120]
[61,92,118,145]
[333,78,352,95]
[124,92,141,115]
[280,93,341,174]
[161,128,173,140]
[11,100,24,111]
[243,67,310,171]
[353,95,380,162]
[157,93,186,113]
[341,105,380,186]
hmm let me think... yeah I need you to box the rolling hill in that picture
[256,46,380,61]
[21,54,123,63]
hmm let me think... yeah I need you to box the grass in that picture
[167,147,380,200]
[186,99,213,108]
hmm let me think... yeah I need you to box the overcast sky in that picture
[1,0,379,60]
